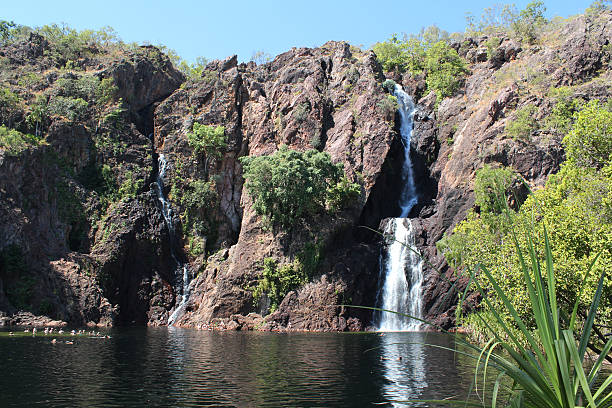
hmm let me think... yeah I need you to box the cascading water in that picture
[154,153,191,325]
[377,84,424,332]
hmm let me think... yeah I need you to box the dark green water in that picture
[0,328,478,407]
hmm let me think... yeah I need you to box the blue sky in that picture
[2,1,596,63]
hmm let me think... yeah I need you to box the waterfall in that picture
[378,219,424,331]
[154,153,192,326]
[377,84,424,331]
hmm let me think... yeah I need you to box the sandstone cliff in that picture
[0,11,610,330]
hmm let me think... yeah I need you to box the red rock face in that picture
[1,11,610,330]
[154,42,397,330]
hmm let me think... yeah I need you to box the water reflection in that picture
[0,328,483,407]
[380,332,428,406]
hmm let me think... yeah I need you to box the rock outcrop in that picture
[0,11,610,330]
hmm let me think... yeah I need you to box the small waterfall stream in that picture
[154,153,192,326]
[377,84,424,332]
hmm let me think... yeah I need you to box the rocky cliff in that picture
[0,11,610,330]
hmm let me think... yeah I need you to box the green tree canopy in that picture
[240,146,359,228]
[563,100,612,169]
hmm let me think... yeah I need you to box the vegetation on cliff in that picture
[438,100,612,345]
[240,146,360,228]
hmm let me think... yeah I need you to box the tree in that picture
[0,20,16,43]
[438,101,612,346]
[187,122,227,160]
[423,41,469,101]
[240,146,359,228]
[563,100,612,169]
[512,0,547,44]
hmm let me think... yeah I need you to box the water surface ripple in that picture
[1,328,479,407]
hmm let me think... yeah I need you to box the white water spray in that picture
[377,84,424,331]
[155,153,192,326]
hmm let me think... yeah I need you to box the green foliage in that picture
[96,77,118,105]
[250,50,272,65]
[117,171,143,201]
[0,20,16,43]
[544,87,583,135]
[511,0,548,44]
[382,79,397,94]
[505,104,538,140]
[0,125,43,155]
[179,179,218,241]
[372,34,427,73]
[0,86,21,126]
[36,24,121,66]
[178,56,209,79]
[187,122,227,159]
[474,164,516,214]
[252,258,307,313]
[586,0,612,14]
[443,215,612,407]
[440,105,612,348]
[292,102,310,123]
[54,74,99,100]
[48,96,88,122]
[563,100,612,169]
[240,146,360,228]
[26,95,49,136]
[465,1,547,44]
[465,3,518,36]
[485,37,502,60]
[252,241,322,313]
[102,105,126,130]
[372,36,467,102]
[326,176,361,212]
[423,41,469,101]
[309,130,323,150]
[377,94,398,119]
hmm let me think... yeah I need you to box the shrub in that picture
[511,0,547,44]
[423,41,468,101]
[178,56,208,79]
[250,51,272,65]
[0,125,43,155]
[96,77,118,105]
[382,79,397,94]
[377,94,398,119]
[439,140,612,347]
[180,180,218,234]
[48,96,88,122]
[563,100,612,169]
[54,75,99,100]
[0,87,21,127]
[485,37,502,60]
[117,171,144,201]
[26,95,49,136]
[187,122,226,159]
[474,164,515,214]
[252,257,307,312]
[292,102,310,123]
[505,104,538,140]
[544,87,583,135]
[240,146,360,228]
[372,37,467,102]
[0,20,16,44]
